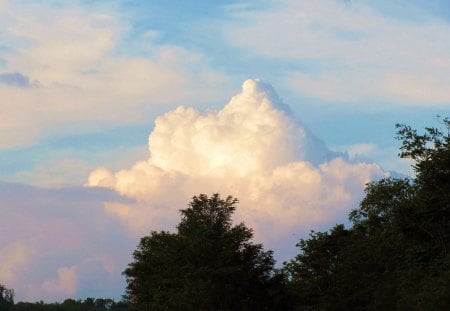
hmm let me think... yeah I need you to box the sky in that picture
[1,0,449,303]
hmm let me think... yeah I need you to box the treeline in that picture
[12,298,128,311]
[2,119,449,310]
[0,294,127,311]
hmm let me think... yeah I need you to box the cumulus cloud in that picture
[224,0,450,105]
[0,182,135,302]
[1,80,388,302]
[88,79,387,259]
[42,266,78,297]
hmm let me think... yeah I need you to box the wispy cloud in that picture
[224,0,450,105]
[0,1,230,149]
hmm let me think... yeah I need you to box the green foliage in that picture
[124,194,291,310]
[285,118,450,310]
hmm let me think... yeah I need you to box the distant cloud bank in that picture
[0,183,134,302]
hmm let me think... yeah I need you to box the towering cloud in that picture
[89,79,386,256]
[0,80,387,302]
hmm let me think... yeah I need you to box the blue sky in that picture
[1,0,449,302]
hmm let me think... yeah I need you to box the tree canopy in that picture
[284,118,450,310]
[123,194,290,310]
[0,284,14,311]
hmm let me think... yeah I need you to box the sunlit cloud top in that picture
[88,79,386,256]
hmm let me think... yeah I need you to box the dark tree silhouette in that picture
[284,118,450,310]
[0,284,14,311]
[124,194,290,310]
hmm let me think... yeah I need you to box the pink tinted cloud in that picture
[0,182,135,302]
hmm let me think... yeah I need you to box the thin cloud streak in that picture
[0,1,230,149]
[224,0,450,104]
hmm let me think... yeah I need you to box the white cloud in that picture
[224,0,450,105]
[89,79,387,257]
[0,80,389,302]
[0,2,230,149]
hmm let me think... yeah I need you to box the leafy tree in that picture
[0,284,14,311]
[285,118,450,310]
[396,118,450,258]
[124,194,290,310]
[283,225,354,310]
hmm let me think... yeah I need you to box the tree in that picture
[13,298,128,310]
[284,118,450,310]
[0,284,14,311]
[283,225,356,310]
[124,194,290,310]
[396,118,450,258]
